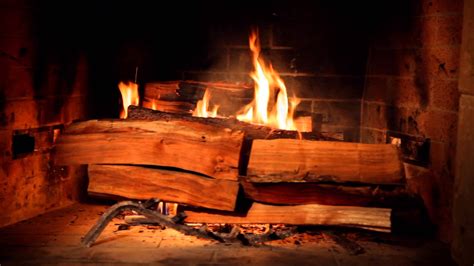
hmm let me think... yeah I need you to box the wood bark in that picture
[88,165,239,211]
[54,119,244,180]
[240,179,414,207]
[128,106,335,141]
[183,202,391,233]
[247,139,404,185]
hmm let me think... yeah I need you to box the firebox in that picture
[1,0,473,265]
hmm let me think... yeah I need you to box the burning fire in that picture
[150,99,158,110]
[236,30,300,130]
[192,89,219,118]
[122,30,306,131]
[118,81,139,118]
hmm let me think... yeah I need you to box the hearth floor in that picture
[0,203,454,265]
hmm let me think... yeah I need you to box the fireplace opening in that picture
[1,0,472,264]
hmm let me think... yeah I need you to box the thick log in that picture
[184,202,391,233]
[128,106,334,141]
[240,179,414,207]
[88,165,239,211]
[54,119,244,180]
[247,139,404,185]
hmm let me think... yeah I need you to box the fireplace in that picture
[1,0,472,265]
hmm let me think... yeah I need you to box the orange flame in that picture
[236,29,300,130]
[192,89,219,118]
[118,81,139,118]
[150,99,158,110]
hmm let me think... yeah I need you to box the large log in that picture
[184,202,391,233]
[240,179,414,207]
[128,106,334,141]
[247,139,404,185]
[54,119,244,180]
[88,165,239,211]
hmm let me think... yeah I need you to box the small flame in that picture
[151,99,158,110]
[118,81,139,118]
[192,89,219,118]
[236,29,300,130]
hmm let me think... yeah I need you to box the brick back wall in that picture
[0,1,88,227]
[182,2,371,141]
[360,0,463,241]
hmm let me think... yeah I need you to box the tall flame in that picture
[193,89,219,118]
[118,81,139,118]
[236,29,300,130]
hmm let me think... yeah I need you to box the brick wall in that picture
[360,0,463,241]
[0,1,88,227]
[181,2,371,141]
[453,0,474,263]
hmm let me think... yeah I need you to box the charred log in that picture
[127,105,336,141]
[240,179,414,207]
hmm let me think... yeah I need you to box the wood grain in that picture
[54,119,244,180]
[184,202,391,232]
[247,139,404,184]
[88,165,239,211]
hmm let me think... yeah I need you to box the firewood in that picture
[127,106,332,141]
[143,81,180,101]
[247,139,404,185]
[240,179,414,207]
[142,99,194,114]
[144,81,254,116]
[54,119,244,180]
[88,165,239,211]
[144,81,253,103]
[183,202,391,233]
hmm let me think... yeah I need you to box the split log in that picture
[247,139,404,185]
[184,202,391,233]
[128,106,333,141]
[88,165,239,211]
[240,179,414,207]
[54,119,244,180]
